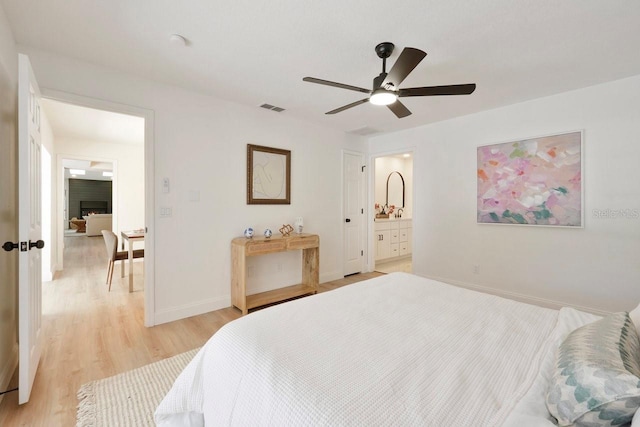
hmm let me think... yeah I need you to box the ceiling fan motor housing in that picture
[373,73,388,90]
[375,42,395,59]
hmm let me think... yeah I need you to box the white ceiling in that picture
[62,159,113,181]
[4,1,640,135]
[41,98,144,145]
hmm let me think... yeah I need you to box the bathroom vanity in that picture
[374,218,412,261]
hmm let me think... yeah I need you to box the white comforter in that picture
[156,273,570,426]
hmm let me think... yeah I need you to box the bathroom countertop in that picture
[374,217,411,221]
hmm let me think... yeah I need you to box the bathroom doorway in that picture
[373,152,413,274]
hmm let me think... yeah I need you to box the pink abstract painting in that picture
[477,131,582,226]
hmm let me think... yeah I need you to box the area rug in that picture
[76,348,199,427]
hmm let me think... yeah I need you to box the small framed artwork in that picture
[247,144,291,205]
[477,130,583,227]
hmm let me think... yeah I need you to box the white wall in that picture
[20,47,365,324]
[0,3,18,402]
[369,75,640,313]
[64,176,69,228]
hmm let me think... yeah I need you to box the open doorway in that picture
[373,152,413,274]
[39,98,147,294]
[62,159,114,239]
[42,99,145,274]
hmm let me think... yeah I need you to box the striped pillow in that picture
[546,312,640,427]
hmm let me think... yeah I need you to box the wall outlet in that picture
[473,264,480,274]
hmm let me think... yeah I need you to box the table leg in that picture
[128,243,134,292]
[121,239,125,277]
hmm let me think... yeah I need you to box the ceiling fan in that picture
[303,42,476,118]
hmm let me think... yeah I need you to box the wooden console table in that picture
[231,233,319,315]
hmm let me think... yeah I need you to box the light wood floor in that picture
[0,235,381,426]
[375,257,413,274]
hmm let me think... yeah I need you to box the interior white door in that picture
[17,54,44,404]
[343,151,364,275]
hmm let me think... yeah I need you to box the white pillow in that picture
[632,409,640,427]
[546,312,640,426]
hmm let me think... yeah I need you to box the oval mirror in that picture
[386,171,405,208]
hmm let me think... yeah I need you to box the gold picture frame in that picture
[247,144,291,205]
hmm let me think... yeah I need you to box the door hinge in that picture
[361,208,363,214]
[361,165,366,172]
[361,250,363,256]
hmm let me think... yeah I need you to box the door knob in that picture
[29,240,45,250]
[2,241,18,252]
[345,218,351,223]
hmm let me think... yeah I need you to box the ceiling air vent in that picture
[259,103,286,113]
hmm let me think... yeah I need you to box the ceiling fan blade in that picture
[399,83,476,97]
[326,98,369,115]
[303,77,371,94]
[387,100,412,118]
[381,48,427,89]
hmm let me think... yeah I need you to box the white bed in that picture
[155,272,604,426]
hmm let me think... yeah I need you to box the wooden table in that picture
[231,233,319,315]
[121,230,145,292]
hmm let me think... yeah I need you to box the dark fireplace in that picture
[80,200,108,217]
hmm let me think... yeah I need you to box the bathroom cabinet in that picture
[374,219,412,261]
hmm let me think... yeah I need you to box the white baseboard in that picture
[422,274,611,317]
[153,296,231,325]
[0,343,18,405]
[43,262,59,281]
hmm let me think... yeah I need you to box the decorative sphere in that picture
[264,229,272,238]
[244,227,254,238]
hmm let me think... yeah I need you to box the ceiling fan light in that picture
[369,90,397,106]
